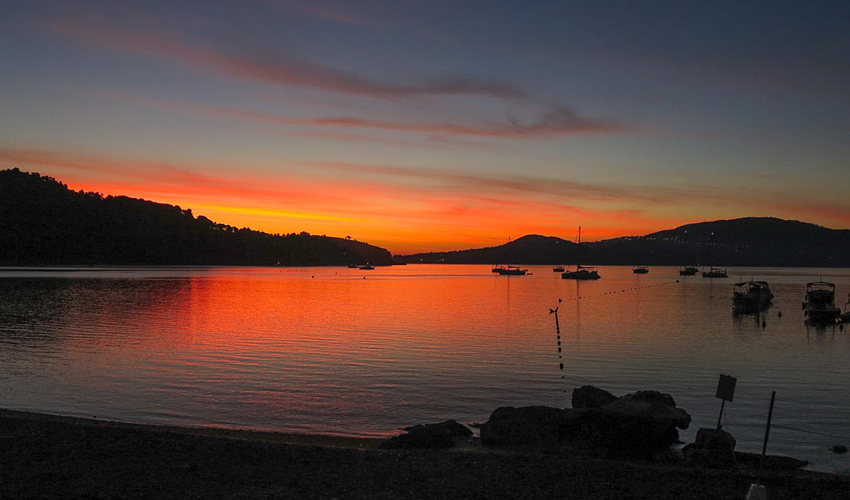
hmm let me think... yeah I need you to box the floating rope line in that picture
[771,424,850,441]
[557,280,680,302]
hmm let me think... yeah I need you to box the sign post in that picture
[715,374,737,430]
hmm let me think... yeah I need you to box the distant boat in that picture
[562,226,601,280]
[492,265,504,273]
[702,267,728,278]
[553,266,565,273]
[841,294,850,323]
[496,265,528,276]
[359,264,375,270]
[679,266,699,276]
[733,280,774,312]
[803,281,840,323]
[632,266,649,274]
[562,265,601,280]
[348,263,359,268]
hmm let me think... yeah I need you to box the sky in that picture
[1,0,848,254]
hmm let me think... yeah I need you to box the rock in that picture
[561,408,683,458]
[571,386,617,409]
[480,406,575,447]
[630,390,677,408]
[830,445,848,454]
[602,396,691,430]
[481,388,692,459]
[381,420,472,449]
[694,428,736,451]
[684,428,737,468]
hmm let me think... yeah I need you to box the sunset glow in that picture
[1,1,848,254]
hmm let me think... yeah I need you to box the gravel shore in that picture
[2,409,848,499]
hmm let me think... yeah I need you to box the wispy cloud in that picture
[90,91,623,140]
[51,19,527,101]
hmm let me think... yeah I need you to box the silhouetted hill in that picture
[399,218,850,267]
[0,169,392,266]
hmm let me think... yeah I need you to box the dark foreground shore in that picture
[2,410,848,499]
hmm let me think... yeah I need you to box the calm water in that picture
[1,265,849,472]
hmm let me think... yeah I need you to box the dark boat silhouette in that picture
[733,280,774,312]
[679,266,699,276]
[562,227,601,280]
[632,266,649,274]
[359,263,375,270]
[495,265,528,276]
[553,266,565,273]
[702,267,728,278]
[803,281,840,323]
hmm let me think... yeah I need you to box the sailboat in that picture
[562,227,601,280]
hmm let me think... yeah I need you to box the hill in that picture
[398,218,850,267]
[0,169,393,266]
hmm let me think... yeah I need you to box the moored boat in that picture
[632,266,649,274]
[359,264,375,270]
[733,280,774,312]
[679,266,699,276]
[496,265,528,276]
[841,294,850,323]
[553,266,565,273]
[702,267,728,278]
[562,265,601,280]
[803,281,840,323]
[561,226,601,280]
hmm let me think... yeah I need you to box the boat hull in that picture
[562,270,600,280]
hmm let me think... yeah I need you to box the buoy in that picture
[558,347,561,353]
[559,363,564,369]
[778,311,782,318]
[762,321,767,328]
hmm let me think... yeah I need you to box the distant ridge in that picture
[0,169,393,266]
[398,218,850,267]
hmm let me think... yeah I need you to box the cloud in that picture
[51,19,527,101]
[90,91,622,140]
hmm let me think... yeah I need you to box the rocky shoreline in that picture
[2,394,848,499]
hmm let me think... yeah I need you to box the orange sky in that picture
[2,2,849,254]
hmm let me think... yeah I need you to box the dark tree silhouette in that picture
[0,169,393,266]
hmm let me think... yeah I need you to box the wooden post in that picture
[716,399,725,430]
[762,391,776,457]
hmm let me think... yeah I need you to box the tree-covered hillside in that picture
[0,169,393,266]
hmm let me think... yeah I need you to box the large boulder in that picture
[602,394,691,430]
[481,388,692,459]
[571,386,617,409]
[480,406,576,447]
[381,420,472,449]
